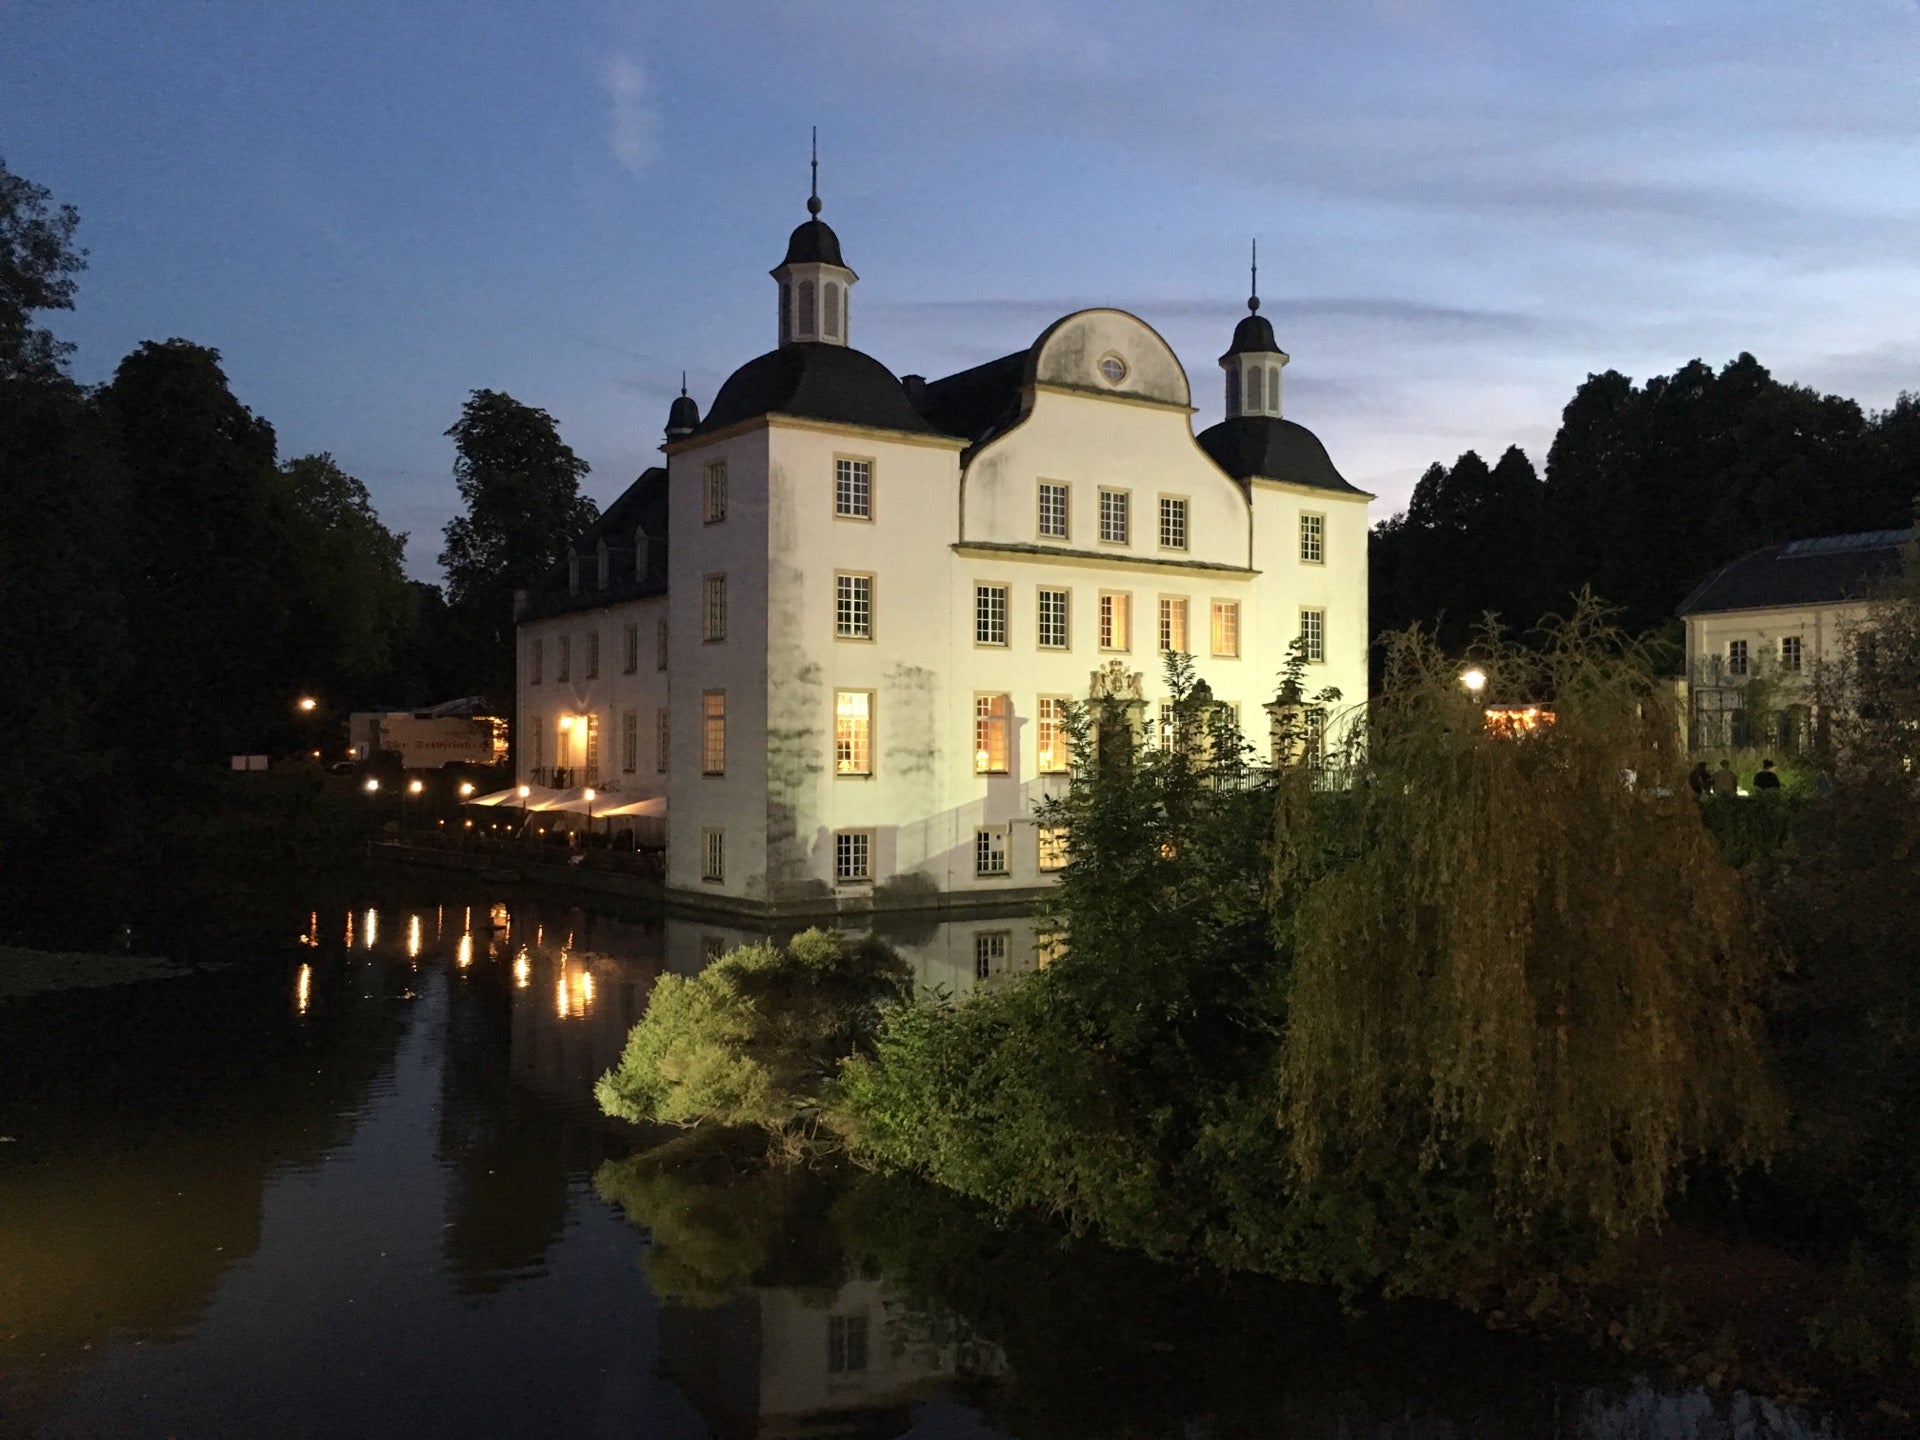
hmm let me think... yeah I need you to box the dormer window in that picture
[634,528,650,579]
[596,540,609,589]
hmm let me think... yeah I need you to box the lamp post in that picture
[517,783,531,840]
[584,786,596,844]
[405,777,423,833]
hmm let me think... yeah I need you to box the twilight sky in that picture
[5,0,1917,579]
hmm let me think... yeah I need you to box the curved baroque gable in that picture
[1027,309,1190,408]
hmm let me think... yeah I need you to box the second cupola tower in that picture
[771,130,858,348]
[1219,240,1288,419]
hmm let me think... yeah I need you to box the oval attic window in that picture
[1097,353,1128,385]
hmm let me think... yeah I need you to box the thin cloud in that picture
[603,54,657,178]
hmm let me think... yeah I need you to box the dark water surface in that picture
[0,877,1826,1440]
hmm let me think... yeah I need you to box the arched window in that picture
[1268,365,1280,411]
[1246,364,1263,412]
[798,281,816,337]
[1224,367,1240,417]
[823,281,840,339]
[779,282,792,345]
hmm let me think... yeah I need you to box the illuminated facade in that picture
[516,186,1371,919]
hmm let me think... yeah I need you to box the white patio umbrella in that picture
[591,796,666,818]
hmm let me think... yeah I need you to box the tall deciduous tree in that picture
[438,389,595,703]
[0,155,85,380]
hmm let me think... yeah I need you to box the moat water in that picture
[0,874,1830,1439]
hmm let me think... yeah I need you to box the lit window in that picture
[703,575,727,643]
[531,638,544,685]
[1781,635,1803,673]
[974,931,1008,981]
[701,691,726,775]
[700,828,724,883]
[704,461,728,524]
[835,458,872,519]
[621,708,638,774]
[623,622,639,674]
[1300,513,1324,564]
[834,830,871,883]
[585,630,599,679]
[827,1314,868,1373]
[836,573,872,639]
[1038,587,1070,649]
[1300,608,1325,664]
[1099,592,1131,651]
[1038,482,1069,539]
[1727,639,1749,676]
[835,691,872,776]
[974,830,1009,878]
[1037,696,1070,774]
[1037,826,1069,871]
[1210,600,1240,657]
[1099,489,1129,544]
[1159,597,1189,653]
[557,635,571,682]
[655,708,668,773]
[1159,497,1187,551]
[656,618,668,670]
[974,694,1011,774]
[975,584,1008,646]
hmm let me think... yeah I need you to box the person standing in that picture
[1688,761,1711,796]
[1712,760,1739,797]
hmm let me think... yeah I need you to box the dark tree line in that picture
[1372,355,1920,647]
[0,158,593,845]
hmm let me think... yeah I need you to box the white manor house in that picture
[514,185,1371,918]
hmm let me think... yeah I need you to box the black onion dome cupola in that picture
[1219,239,1288,420]
[771,129,858,348]
[665,373,700,441]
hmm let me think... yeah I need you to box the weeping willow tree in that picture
[1275,595,1785,1247]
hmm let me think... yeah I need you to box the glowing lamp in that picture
[583,787,596,802]
[458,781,474,797]
[408,779,424,795]
[364,778,380,793]
[296,696,317,712]
[516,784,531,798]
[1461,668,1488,694]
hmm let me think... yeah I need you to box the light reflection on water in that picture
[0,887,1837,1440]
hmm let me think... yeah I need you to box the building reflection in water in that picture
[659,1277,979,1440]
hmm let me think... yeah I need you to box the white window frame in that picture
[1781,634,1803,674]
[834,690,873,777]
[585,629,599,679]
[1159,596,1189,654]
[1037,695,1071,774]
[974,828,1010,878]
[834,455,874,520]
[1299,512,1325,564]
[975,583,1009,647]
[1727,638,1749,676]
[1300,607,1326,665]
[621,708,638,774]
[704,460,728,524]
[702,574,727,643]
[623,622,639,675]
[1098,488,1130,546]
[656,617,669,670]
[974,930,1009,979]
[700,828,725,884]
[1210,599,1240,658]
[835,572,874,641]
[1037,586,1070,650]
[974,693,1011,775]
[655,707,669,773]
[1037,480,1070,541]
[1158,494,1188,552]
[1037,826,1069,872]
[834,830,873,884]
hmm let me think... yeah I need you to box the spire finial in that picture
[680,370,687,397]
[1248,238,1259,313]
[807,127,821,216]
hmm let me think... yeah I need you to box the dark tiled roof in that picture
[1194,415,1364,496]
[696,343,941,438]
[916,349,1029,448]
[780,218,844,268]
[1221,311,1280,358]
[1676,529,1913,617]
[520,468,670,622]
